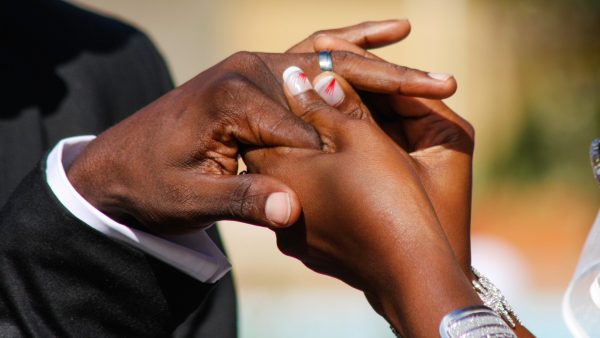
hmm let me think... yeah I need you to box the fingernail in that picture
[427,72,452,81]
[265,192,292,226]
[314,75,345,107]
[283,66,312,95]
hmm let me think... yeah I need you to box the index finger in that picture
[287,19,411,53]
[313,19,411,49]
[331,51,458,99]
[281,66,347,150]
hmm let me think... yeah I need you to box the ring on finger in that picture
[318,51,333,72]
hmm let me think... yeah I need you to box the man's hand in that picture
[67,52,320,233]
[66,46,457,234]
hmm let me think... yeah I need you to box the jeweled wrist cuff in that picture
[471,267,521,328]
[439,305,516,338]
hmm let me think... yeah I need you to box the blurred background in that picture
[72,0,600,336]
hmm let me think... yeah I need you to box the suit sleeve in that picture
[0,162,216,338]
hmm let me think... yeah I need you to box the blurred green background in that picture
[482,1,600,190]
[73,0,600,336]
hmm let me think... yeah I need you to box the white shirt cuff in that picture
[45,135,231,284]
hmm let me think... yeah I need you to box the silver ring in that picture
[318,51,333,72]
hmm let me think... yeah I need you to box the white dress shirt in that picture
[45,136,231,284]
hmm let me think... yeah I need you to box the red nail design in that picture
[325,78,336,95]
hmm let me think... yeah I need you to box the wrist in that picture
[371,223,482,337]
[66,141,132,223]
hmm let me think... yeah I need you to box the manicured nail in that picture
[427,72,452,81]
[314,75,345,107]
[265,192,291,226]
[283,66,312,95]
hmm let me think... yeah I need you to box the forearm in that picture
[374,227,482,337]
[368,209,536,337]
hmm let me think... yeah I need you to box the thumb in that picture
[206,173,301,228]
[281,66,347,136]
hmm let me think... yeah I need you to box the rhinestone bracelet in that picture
[440,305,516,338]
[471,267,521,328]
[390,306,516,338]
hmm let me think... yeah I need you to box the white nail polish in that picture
[427,72,452,81]
[314,75,345,107]
[283,66,312,95]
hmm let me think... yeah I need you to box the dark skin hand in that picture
[65,20,532,335]
[288,19,473,274]
[317,74,535,337]
[292,23,471,273]
[66,25,456,234]
[288,22,534,335]
[287,19,412,56]
[243,68,482,338]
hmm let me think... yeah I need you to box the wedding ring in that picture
[318,51,333,72]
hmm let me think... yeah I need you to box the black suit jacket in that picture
[0,1,236,337]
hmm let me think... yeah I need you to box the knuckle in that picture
[222,51,268,75]
[345,104,369,120]
[222,73,253,92]
[311,32,331,48]
[311,30,328,40]
[331,50,366,76]
[331,50,354,64]
[210,73,253,111]
[227,51,259,66]
[296,95,331,118]
[227,176,256,219]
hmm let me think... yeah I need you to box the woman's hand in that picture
[243,68,480,337]
[287,19,411,57]
[281,69,535,337]
[350,93,475,274]
[286,23,533,336]
[286,20,473,272]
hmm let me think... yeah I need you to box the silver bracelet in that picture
[390,306,515,338]
[471,267,521,328]
[440,305,516,338]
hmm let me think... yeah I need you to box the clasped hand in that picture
[64,19,532,338]
[66,20,457,234]
[244,63,477,336]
